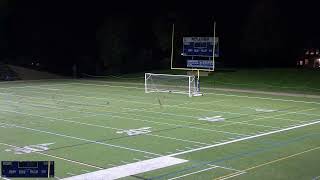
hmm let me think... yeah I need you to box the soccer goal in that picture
[145,73,200,97]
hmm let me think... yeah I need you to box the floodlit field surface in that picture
[0,77,320,180]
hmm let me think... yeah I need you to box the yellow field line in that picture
[214,146,320,180]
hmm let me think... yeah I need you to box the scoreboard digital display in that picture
[1,161,54,178]
[183,37,219,57]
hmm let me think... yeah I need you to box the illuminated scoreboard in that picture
[1,161,54,178]
[182,37,219,57]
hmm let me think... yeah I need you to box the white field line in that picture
[0,122,162,156]
[209,164,245,173]
[168,166,218,180]
[144,155,154,159]
[0,97,275,136]
[0,142,103,170]
[0,177,11,180]
[19,80,320,105]
[149,134,212,145]
[0,99,248,137]
[5,84,320,118]
[81,170,91,173]
[167,119,320,157]
[8,83,320,116]
[0,108,214,146]
[3,84,320,136]
[62,156,188,180]
[2,86,319,128]
[217,171,246,180]
[2,80,320,107]
[219,108,315,128]
[1,88,245,116]
[205,92,320,105]
[66,173,76,176]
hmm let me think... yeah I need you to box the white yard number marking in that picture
[116,127,152,136]
[5,143,55,154]
[198,116,225,122]
[0,124,13,128]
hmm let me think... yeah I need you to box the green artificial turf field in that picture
[0,74,319,179]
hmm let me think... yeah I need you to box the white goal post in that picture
[145,73,201,97]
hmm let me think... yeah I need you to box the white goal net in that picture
[145,73,199,97]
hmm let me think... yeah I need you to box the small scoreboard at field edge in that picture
[1,161,54,178]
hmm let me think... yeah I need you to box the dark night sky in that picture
[2,0,320,74]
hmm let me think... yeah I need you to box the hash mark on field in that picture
[66,172,77,176]
[121,161,130,164]
[81,169,91,173]
[144,155,154,159]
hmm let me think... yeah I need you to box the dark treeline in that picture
[2,1,320,75]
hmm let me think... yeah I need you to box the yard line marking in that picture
[0,104,248,138]
[133,158,141,161]
[193,144,204,147]
[81,170,91,173]
[0,142,103,170]
[168,166,218,180]
[167,119,320,157]
[66,173,76,176]
[215,146,320,180]
[149,134,211,145]
[0,108,216,146]
[2,86,274,122]
[7,92,283,130]
[0,93,242,135]
[219,108,315,128]
[1,89,301,133]
[208,164,245,173]
[37,80,320,104]
[121,161,130,164]
[144,156,155,159]
[206,92,320,105]
[4,80,320,107]
[217,171,246,180]
[0,123,162,156]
